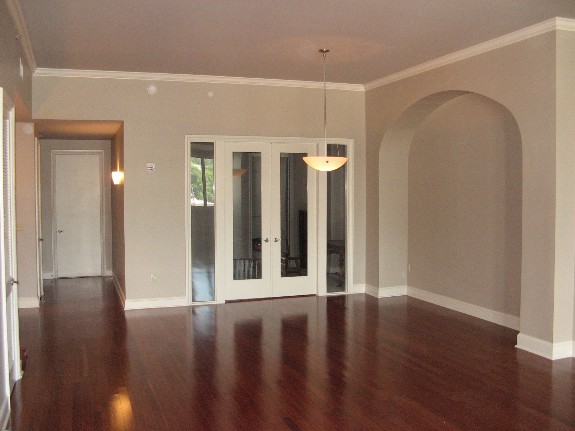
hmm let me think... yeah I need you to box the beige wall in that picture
[0,0,32,119]
[15,122,38,302]
[408,94,522,317]
[111,125,126,299]
[33,78,366,301]
[40,140,113,277]
[556,31,575,344]
[367,29,575,346]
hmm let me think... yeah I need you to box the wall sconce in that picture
[112,170,124,185]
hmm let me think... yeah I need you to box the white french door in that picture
[224,141,317,300]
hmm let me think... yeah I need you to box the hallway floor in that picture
[11,277,575,430]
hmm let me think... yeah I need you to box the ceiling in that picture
[17,0,575,85]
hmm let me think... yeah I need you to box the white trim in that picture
[18,297,39,308]
[365,17,575,90]
[0,395,10,431]
[5,0,37,72]
[34,68,364,91]
[112,275,125,309]
[365,284,379,297]
[366,284,407,298]
[124,296,187,311]
[380,285,408,297]
[556,17,575,31]
[516,333,574,360]
[351,283,366,294]
[407,286,520,330]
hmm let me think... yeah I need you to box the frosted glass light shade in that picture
[303,156,348,172]
[233,168,248,177]
[112,170,124,185]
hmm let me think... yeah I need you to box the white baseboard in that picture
[124,296,187,311]
[366,284,407,298]
[42,272,54,280]
[365,284,379,297]
[112,275,126,309]
[407,286,520,330]
[351,283,366,294]
[516,333,574,360]
[18,296,40,308]
[0,395,10,431]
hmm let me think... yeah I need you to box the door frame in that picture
[51,150,106,279]
[0,87,22,427]
[35,137,44,300]
[185,135,354,304]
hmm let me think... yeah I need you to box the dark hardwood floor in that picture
[11,277,575,430]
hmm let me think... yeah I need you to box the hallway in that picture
[11,278,575,430]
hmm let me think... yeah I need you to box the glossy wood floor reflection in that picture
[12,278,575,430]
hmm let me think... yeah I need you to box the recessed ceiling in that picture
[18,0,575,84]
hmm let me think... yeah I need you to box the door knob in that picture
[274,238,280,242]
[57,230,63,233]
[264,238,269,243]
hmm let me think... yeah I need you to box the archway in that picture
[378,91,522,328]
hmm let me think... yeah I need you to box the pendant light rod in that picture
[321,48,329,153]
[302,48,348,172]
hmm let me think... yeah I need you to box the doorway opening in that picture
[33,120,125,304]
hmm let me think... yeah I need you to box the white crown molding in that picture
[34,68,364,91]
[5,0,37,72]
[556,17,575,31]
[365,17,575,90]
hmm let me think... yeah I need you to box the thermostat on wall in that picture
[146,162,156,172]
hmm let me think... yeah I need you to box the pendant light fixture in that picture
[303,49,348,172]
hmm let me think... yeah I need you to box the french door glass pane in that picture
[233,152,262,280]
[280,153,308,278]
[327,144,347,292]
[191,142,215,302]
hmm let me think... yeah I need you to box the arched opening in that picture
[378,91,523,327]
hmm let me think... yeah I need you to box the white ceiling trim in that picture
[365,17,575,91]
[33,68,365,92]
[30,17,575,93]
[6,0,37,72]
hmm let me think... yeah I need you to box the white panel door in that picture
[224,141,317,300]
[54,152,103,278]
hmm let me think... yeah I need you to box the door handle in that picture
[57,230,63,233]
[39,238,43,242]
[264,238,269,243]
[274,238,280,242]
